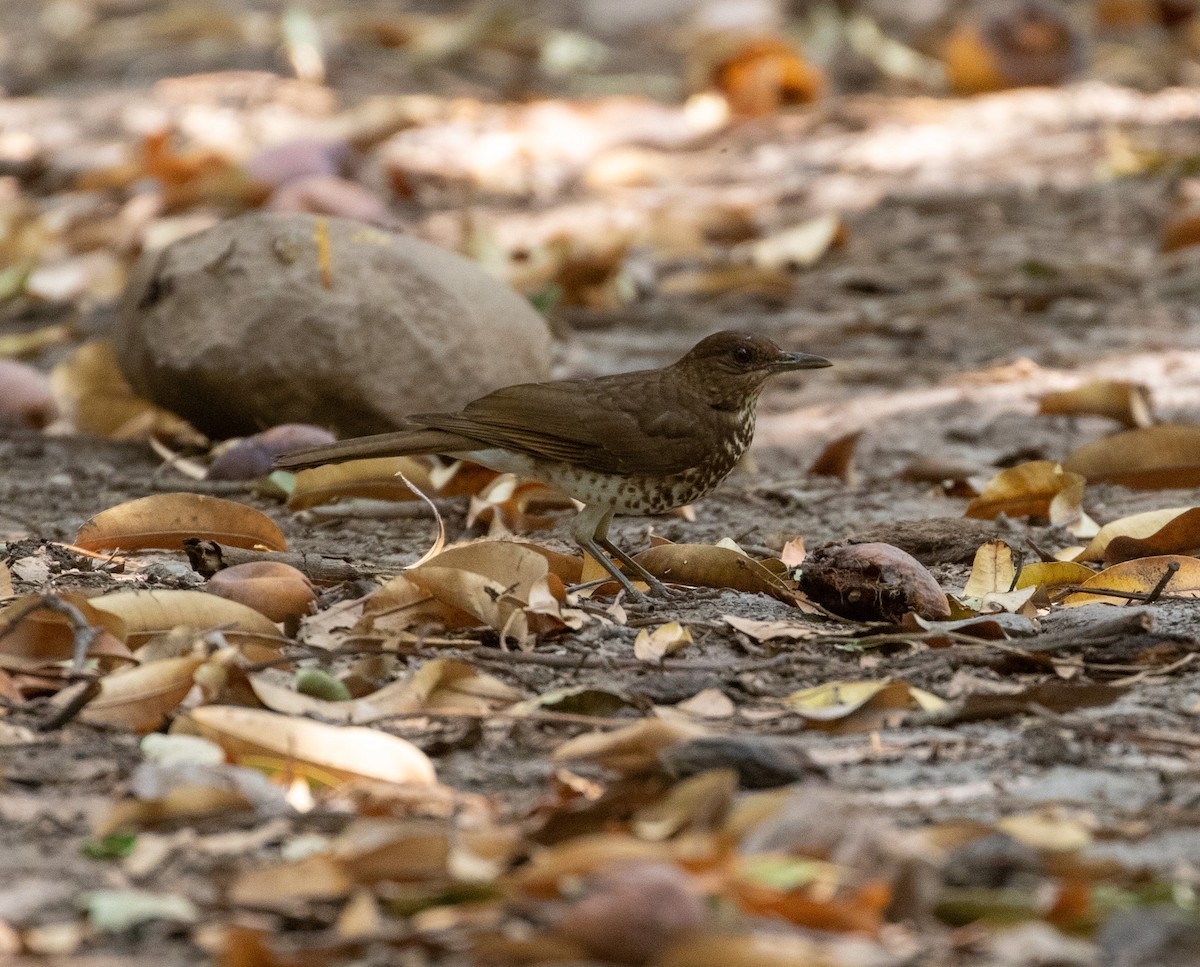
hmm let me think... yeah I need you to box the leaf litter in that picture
[10,12,1200,966]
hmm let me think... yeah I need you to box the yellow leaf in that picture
[997,811,1091,852]
[785,679,895,715]
[353,658,522,719]
[632,544,793,602]
[1076,506,1200,567]
[783,679,945,734]
[1013,560,1095,591]
[634,622,693,661]
[1061,554,1200,606]
[963,540,1017,599]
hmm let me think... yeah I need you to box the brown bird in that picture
[275,331,831,598]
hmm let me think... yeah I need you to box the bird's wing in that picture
[410,374,712,476]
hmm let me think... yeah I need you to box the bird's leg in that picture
[570,504,651,601]
[592,512,679,598]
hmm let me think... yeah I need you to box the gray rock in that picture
[115,212,552,439]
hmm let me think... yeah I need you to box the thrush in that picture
[275,330,831,598]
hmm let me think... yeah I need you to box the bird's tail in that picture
[274,429,480,471]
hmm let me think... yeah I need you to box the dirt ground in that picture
[7,2,1200,965]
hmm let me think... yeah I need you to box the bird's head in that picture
[674,331,831,410]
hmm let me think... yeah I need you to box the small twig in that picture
[366,706,635,729]
[50,543,129,567]
[183,539,373,584]
[1059,583,1185,603]
[1110,652,1197,686]
[305,500,449,521]
[1006,546,1025,593]
[0,594,101,671]
[38,680,102,731]
[1139,560,1181,606]
[1024,537,1057,564]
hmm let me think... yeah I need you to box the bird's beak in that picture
[771,351,832,371]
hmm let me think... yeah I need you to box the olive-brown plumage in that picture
[276,331,831,597]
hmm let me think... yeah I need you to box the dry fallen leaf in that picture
[0,593,130,669]
[228,852,354,908]
[965,461,1095,537]
[963,540,1018,600]
[944,682,1124,723]
[286,456,438,511]
[633,771,736,841]
[730,869,891,937]
[353,658,523,720]
[723,615,825,643]
[552,718,704,774]
[1038,380,1153,428]
[997,810,1091,852]
[779,538,806,569]
[1075,506,1196,562]
[1061,554,1200,606]
[656,930,827,967]
[783,679,945,735]
[806,430,859,484]
[76,493,287,552]
[632,543,794,602]
[401,540,562,642]
[78,655,207,734]
[1064,425,1200,489]
[942,6,1081,96]
[737,214,843,272]
[359,571,478,635]
[49,340,203,444]
[89,589,282,647]
[656,264,795,300]
[1075,507,1200,566]
[1163,193,1200,249]
[1014,560,1096,592]
[466,474,576,532]
[634,622,694,662]
[512,831,720,895]
[186,706,437,785]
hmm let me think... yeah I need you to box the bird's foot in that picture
[566,578,667,603]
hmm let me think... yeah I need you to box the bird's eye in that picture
[732,346,754,365]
